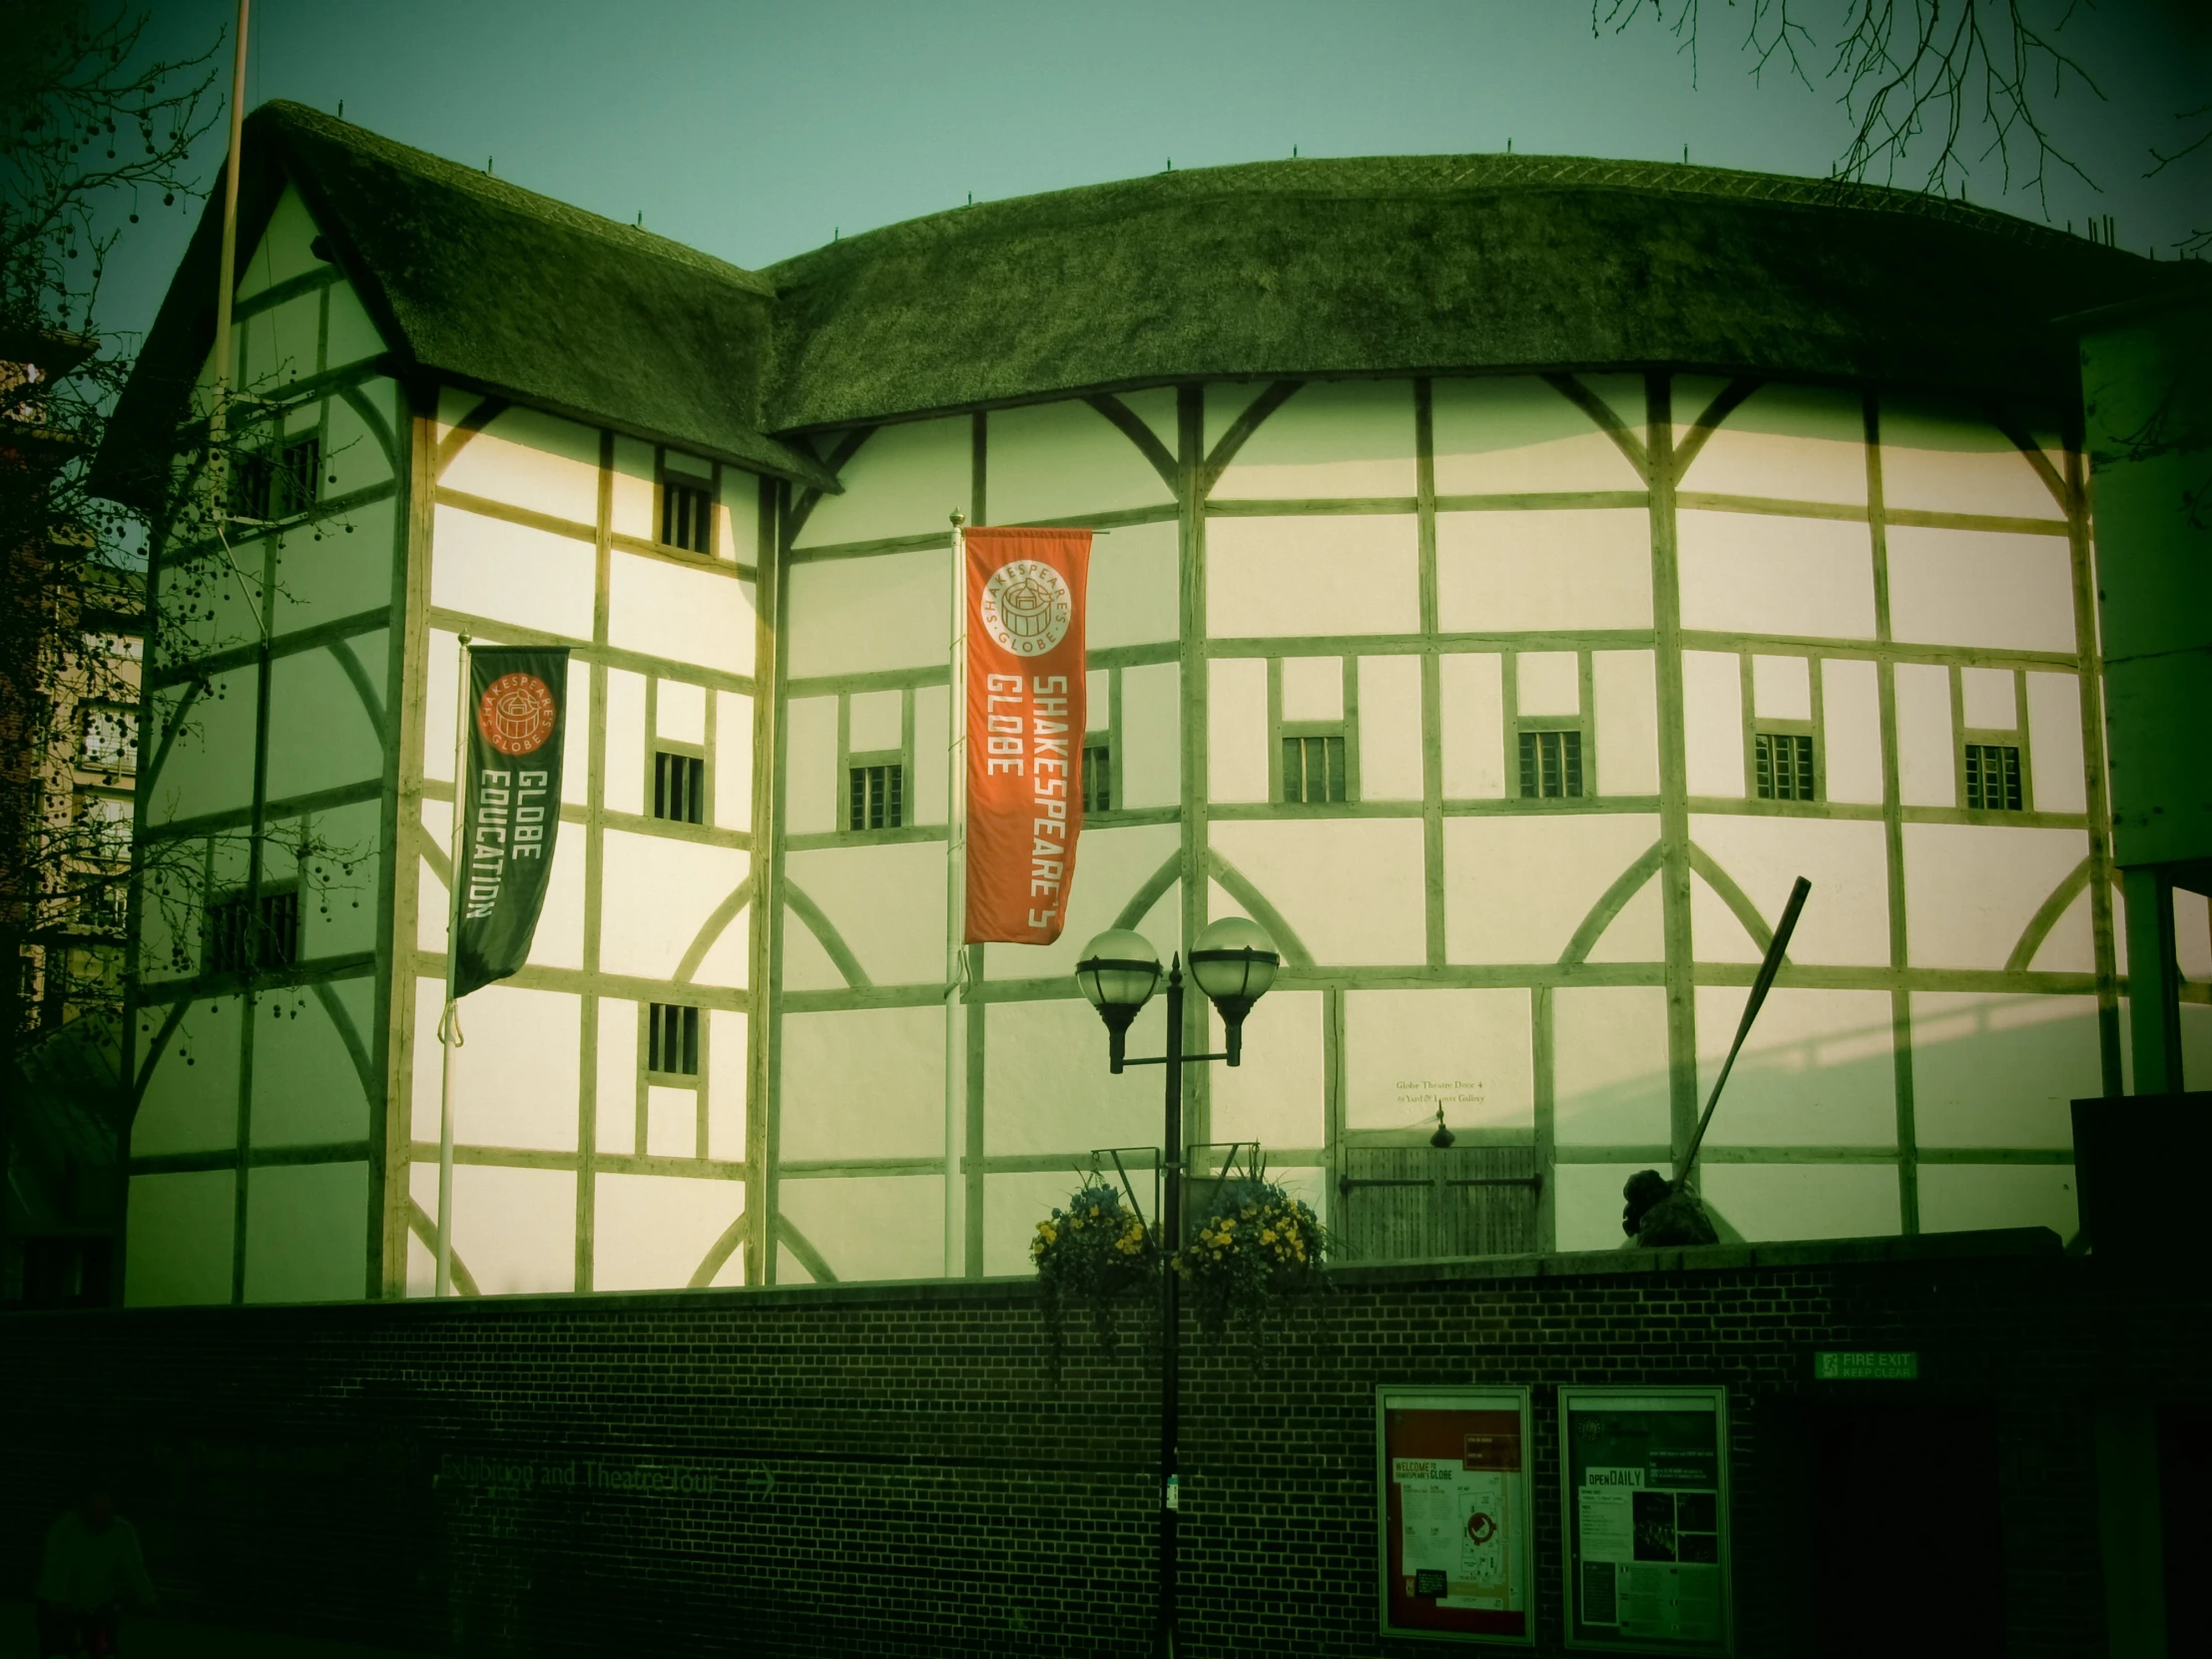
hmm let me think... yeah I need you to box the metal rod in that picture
[942,512,967,1277]
[1158,959,1183,1659]
[209,0,250,510]
[1676,874,1812,1184]
[433,635,472,1297]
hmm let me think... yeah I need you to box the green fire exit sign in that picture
[1814,1351,1919,1381]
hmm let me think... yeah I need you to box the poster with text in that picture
[1377,1386,1533,1643]
[1559,1387,1732,1655]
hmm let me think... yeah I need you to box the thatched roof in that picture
[103,104,2182,506]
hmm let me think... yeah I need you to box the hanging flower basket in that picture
[1030,1182,1159,1374]
[1173,1173,1329,1346]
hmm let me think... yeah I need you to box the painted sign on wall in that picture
[1376,1385,1534,1643]
[1559,1386,1732,1654]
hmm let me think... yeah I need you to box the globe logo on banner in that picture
[477,673,559,756]
[980,559,1072,656]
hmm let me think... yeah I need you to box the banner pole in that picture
[434,634,472,1297]
[944,512,967,1279]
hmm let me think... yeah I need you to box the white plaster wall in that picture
[1213,819,1426,965]
[326,281,384,366]
[1593,651,1659,796]
[787,548,948,677]
[244,1162,367,1304]
[1434,509,1652,632]
[796,417,970,548]
[1880,399,2064,520]
[986,398,1175,522]
[1281,656,1342,721]
[786,841,943,987]
[1206,515,1419,637]
[1210,379,1415,499]
[439,405,600,527]
[234,186,323,297]
[1676,512,1877,639]
[144,665,258,825]
[599,831,749,981]
[1343,988,1532,1132]
[430,506,595,638]
[131,997,244,1155]
[410,1162,575,1297]
[1821,659,1884,805]
[1698,1165,1901,1242]
[719,469,761,566]
[609,553,757,675]
[1918,1165,2077,1240]
[783,696,837,834]
[124,1171,236,1307]
[1911,991,2102,1147]
[1902,826,2091,969]
[714,690,754,830]
[1677,381,1867,506]
[265,645,385,801]
[1680,650,1744,799]
[1209,658,1269,803]
[1430,375,1646,494]
[1886,527,2075,651]
[602,666,646,813]
[1209,989,1326,1150]
[596,997,638,1155]
[912,685,949,826]
[611,436,654,540]
[983,995,1169,1156]
[593,1174,744,1292]
[1892,662,1954,807]
[709,1008,747,1160]
[1443,814,1661,964]
[1438,653,1505,798]
[1688,816,1892,966]
[779,1175,942,1283]
[1554,1164,1652,1252]
[250,975,374,1147]
[1359,655,1423,801]
[2024,672,2087,815]
[1584,878,1665,963]
[779,1005,944,1160]
[1118,662,1181,809]
[1553,986,1671,1146]
[1693,986,1896,1145]
[1088,519,1179,648]
[410,979,580,1152]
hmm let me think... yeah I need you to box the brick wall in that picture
[3,1230,2198,1658]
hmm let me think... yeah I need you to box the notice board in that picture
[1559,1386,1732,1653]
[1376,1385,1534,1643]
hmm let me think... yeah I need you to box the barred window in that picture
[1082,743,1112,814]
[661,479,712,552]
[206,887,298,973]
[1964,744,2024,812]
[1518,730,1583,799]
[648,1002,700,1076]
[231,434,319,521]
[77,795,132,861]
[654,752,705,825]
[1755,733,1816,802]
[848,764,903,830]
[1282,735,1346,804]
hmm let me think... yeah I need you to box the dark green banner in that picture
[452,645,570,1000]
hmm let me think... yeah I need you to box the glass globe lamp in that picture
[1187,915,1280,1066]
[1075,927,1163,1072]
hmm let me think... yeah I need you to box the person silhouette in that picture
[1620,1169,1718,1248]
[36,1476,155,1658]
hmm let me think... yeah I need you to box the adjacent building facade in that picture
[97,104,2209,1306]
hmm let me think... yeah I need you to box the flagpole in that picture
[943,512,967,1279]
[434,634,472,1296]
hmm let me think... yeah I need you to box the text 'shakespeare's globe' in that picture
[981,560,1073,656]
[477,673,558,757]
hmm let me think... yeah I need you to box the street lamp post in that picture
[1076,916,1281,1659]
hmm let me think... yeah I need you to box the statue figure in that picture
[1620,1169,1719,1248]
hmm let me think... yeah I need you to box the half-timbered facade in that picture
[96,104,2206,1305]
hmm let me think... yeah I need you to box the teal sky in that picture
[100,0,2210,347]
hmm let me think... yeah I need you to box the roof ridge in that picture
[767,149,2094,277]
[257,101,775,298]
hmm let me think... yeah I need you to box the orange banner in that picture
[964,526,1093,945]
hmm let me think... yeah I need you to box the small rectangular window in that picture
[1282,735,1347,804]
[1754,733,1816,802]
[1082,743,1112,814]
[647,1002,700,1076]
[661,479,712,553]
[231,434,318,521]
[848,764,904,830]
[1518,730,1583,799]
[1964,744,2024,812]
[206,887,298,973]
[654,752,705,825]
[77,796,132,861]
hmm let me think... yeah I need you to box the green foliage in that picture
[1029,1182,1157,1376]
[1172,1174,1329,1350]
